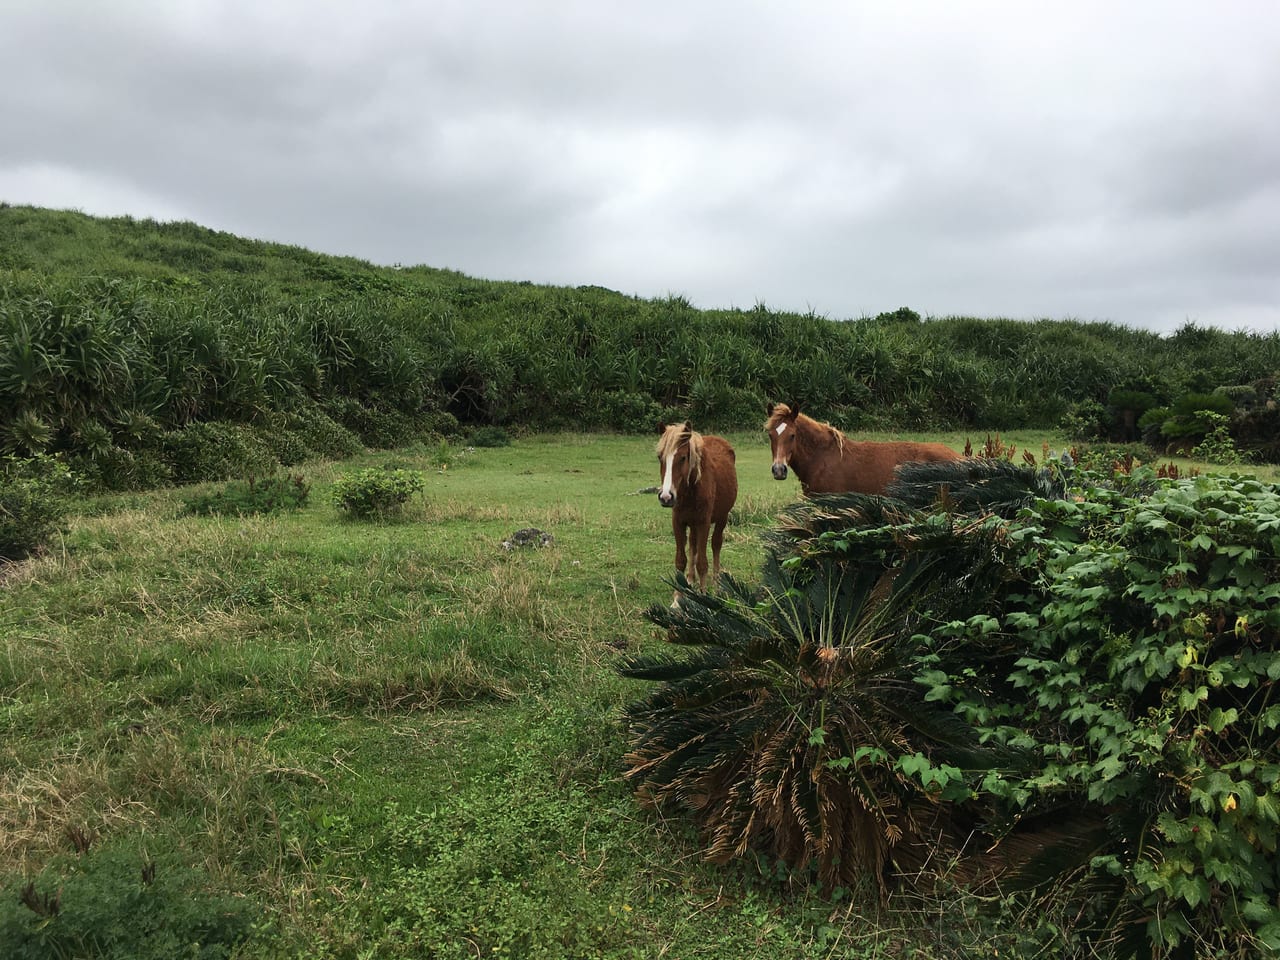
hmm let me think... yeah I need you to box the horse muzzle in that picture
[658,491,676,508]
[771,462,788,481]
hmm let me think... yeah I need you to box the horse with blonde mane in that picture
[765,402,961,495]
[655,422,738,603]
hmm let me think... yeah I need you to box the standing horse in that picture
[655,422,738,603]
[765,402,961,495]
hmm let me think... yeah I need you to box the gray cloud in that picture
[3,1,1278,333]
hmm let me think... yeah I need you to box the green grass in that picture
[1,431,1272,958]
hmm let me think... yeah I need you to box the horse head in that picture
[765,403,801,480]
[656,421,697,507]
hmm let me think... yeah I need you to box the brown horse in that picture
[765,402,961,495]
[655,422,738,602]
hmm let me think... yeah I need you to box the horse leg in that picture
[691,521,711,591]
[709,521,727,589]
[672,516,689,606]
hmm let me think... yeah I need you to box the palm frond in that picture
[889,458,1066,516]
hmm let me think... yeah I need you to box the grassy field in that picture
[2,429,1275,959]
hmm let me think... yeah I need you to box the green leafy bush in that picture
[593,390,665,433]
[618,482,1029,891]
[1159,392,1236,443]
[0,844,258,960]
[161,422,279,484]
[1059,398,1107,441]
[0,455,77,561]
[180,474,310,517]
[1190,411,1247,465]
[248,416,312,467]
[69,444,173,492]
[331,467,425,519]
[275,404,363,461]
[323,397,419,449]
[918,471,1280,956]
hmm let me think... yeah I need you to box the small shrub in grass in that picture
[331,467,425,519]
[180,474,310,517]
[0,844,259,960]
[419,438,472,471]
[0,455,78,561]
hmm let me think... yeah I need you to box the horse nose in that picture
[658,491,675,508]
[772,463,788,480]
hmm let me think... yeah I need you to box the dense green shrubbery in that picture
[161,422,280,484]
[180,474,310,517]
[467,425,511,448]
[0,455,77,561]
[331,467,426,519]
[274,404,364,461]
[926,472,1280,956]
[68,443,174,492]
[591,390,666,433]
[622,464,1280,957]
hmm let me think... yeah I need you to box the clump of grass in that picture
[727,491,788,529]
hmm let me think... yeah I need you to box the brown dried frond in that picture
[65,823,95,854]
[19,881,60,917]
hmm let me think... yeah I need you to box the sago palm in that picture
[619,493,1021,892]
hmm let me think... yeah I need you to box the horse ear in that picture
[767,401,777,415]
[656,422,666,435]
[682,420,692,433]
[788,404,801,419]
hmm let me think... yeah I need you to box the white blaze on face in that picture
[775,422,787,435]
[660,451,677,502]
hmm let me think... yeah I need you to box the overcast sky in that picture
[3,2,1278,334]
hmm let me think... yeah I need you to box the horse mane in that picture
[656,424,704,483]
[765,404,846,456]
